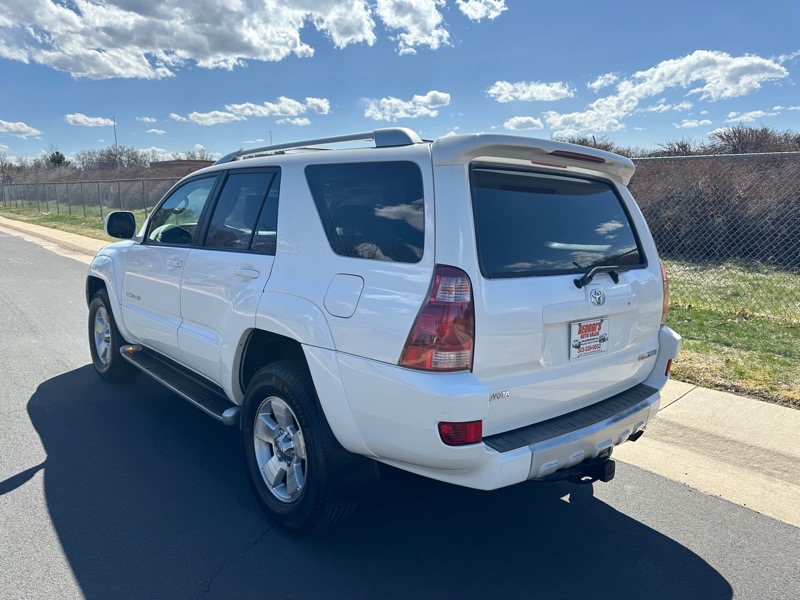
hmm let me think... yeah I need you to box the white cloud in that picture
[169,113,187,122]
[488,80,574,103]
[588,73,619,92]
[225,96,330,120]
[137,116,157,124]
[277,117,312,126]
[65,113,114,127]
[543,50,788,136]
[0,0,487,79]
[673,119,713,128]
[788,106,800,111]
[305,97,331,115]
[0,119,41,138]
[188,111,245,126]
[364,90,450,120]
[227,97,306,118]
[724,110,779,123]
[375,0,449,55]
[456,0,507,21]
[0,144,9,152]
[642,99,693,113]
[503,116,544,130]
[146,128,166,135]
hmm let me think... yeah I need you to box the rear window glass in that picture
[305,161,424,263]
[471,167,644,279]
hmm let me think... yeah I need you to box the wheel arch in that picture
[233,293,371,457]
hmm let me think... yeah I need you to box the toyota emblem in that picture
[590,289,606,306]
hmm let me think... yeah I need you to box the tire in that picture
[88,289,139,383]
[241,361,361,532]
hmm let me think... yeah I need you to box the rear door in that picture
[177,169,279,384]
[464,165,663,434]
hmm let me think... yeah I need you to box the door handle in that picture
[235,267,260,279]
[167,258,183,268]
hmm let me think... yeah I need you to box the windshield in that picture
[471,167,645,279]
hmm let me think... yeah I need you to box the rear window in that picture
[471,167,645,279]
[305,161,424,263]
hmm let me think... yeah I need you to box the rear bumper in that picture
[331,326,681,490]
[484,383,657,479]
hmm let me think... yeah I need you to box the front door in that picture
[119,175,219,356]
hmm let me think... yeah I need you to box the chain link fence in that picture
[2,156,799,323]
[0,177,180,220]
[631,152,800,323]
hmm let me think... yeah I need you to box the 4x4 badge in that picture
[590,289,606,306]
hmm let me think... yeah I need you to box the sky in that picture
[1,0,799,162]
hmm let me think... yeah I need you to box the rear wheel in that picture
[241,361,360,532]
[88,289,139,382]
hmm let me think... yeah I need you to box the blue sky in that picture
[1,0,798,161]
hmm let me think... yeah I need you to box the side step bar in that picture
[120,345,240,426]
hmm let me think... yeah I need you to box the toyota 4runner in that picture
[87,128,681,531]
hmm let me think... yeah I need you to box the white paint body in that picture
[88,132,681,490]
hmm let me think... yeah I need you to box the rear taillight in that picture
[660,260,670,326]
[399,265,475,371]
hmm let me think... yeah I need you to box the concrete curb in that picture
[0,216,107,256]
[2,214,798,528]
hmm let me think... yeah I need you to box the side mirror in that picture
[104,211,137,239]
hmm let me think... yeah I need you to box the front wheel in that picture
[241,361,360,532]
[88,289,139,382]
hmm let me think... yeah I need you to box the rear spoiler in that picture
[431,134,635,186]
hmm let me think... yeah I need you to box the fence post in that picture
[80,181,86,218]
[67,183,72,216]
[97,181,103,219]
[118,180,123,210]
[141,179,147,217]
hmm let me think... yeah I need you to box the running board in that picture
[120,345,240,426]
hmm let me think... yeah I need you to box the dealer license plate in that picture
[570,318,609,360]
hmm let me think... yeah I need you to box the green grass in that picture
[0,206,148,241]
[2,206,798,408]
[665,259,800,323]
[663,259,799,408]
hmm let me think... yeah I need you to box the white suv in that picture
[87,128,681,531]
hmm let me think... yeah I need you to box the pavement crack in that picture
[191,524,276,599]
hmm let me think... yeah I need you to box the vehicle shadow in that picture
[23,366,732,600]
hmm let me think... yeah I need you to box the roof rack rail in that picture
[214,127,424,164]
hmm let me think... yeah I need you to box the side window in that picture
[204,171,276,251]
[305,161,424,263]
[146,176,217,246]
[250,173,280,255]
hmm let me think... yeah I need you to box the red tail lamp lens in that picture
[438,421,483,446]
[665,359,673,377]
[400,265,475,371]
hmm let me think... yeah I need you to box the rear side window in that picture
[471,167,644,279]
[305,161,424,263]
[205,171,276,250]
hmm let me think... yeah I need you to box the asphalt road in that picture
[1,230,798,600]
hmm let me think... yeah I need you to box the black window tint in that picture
[471,167,644,279]
[305,161,424,263]
[146,176,217,246]
[205,172,275,250]
[250,173,280,255]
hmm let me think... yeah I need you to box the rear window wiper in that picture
[573,249,639,289]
